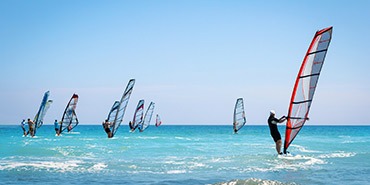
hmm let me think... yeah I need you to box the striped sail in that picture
[233,98,246,133]
[284,27,333,154]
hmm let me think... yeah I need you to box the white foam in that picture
[88,163,107,172]
[209,157,232,163]
[166,170,187,174]
[188,162,206,169]
[0,160,82,172]
[214,178,296,185]
[164,160,186,165]
[291,144,320,153]
[318,151,356,158]
[137,136,159,139]
[274,154,326,170]
[174,136,194,141]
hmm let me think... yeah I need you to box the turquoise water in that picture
[1,125,369,185]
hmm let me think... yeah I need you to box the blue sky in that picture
[1,0,369,125]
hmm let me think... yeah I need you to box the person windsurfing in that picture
[129,121,134,131]
[268,110,286,155]
[54,120,60,136]
[27,118,35,137]
[233,123,238,134]
[103,119,113,138]
[21,119,28,136]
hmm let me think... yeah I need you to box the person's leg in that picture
[275,139,282,154]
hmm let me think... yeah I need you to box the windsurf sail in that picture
[284,27,333,154]
[107,101,120,123]
[59,94,79,134]
[38,100,53,128]
[155,114,162,127]
[33,91,52,134]
[107,79,135,136]
[131,99,144,131]
[233,98,246,133]
[141,102,155,131]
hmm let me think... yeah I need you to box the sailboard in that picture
[106,79,135,137]
[155,114,162,127]
[131,99,144,131]
[284,27,333,154]
[33,91,52,134]
[59,94,79,134]
[233,98,246,133]
[140,102,155,132]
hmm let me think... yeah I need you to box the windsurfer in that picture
[129,121,135,132]
[103,119,113,138]
[27,118,35,137]
[54,120,60,136]
[268,110,286,154]
[21,119,28,136]
[233,122,238,134]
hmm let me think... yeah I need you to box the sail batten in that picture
[308,49,328,55]
[284,27,333,154]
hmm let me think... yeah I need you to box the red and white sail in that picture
[284,27,333,154]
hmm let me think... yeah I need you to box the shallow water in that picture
[1,125,369,185]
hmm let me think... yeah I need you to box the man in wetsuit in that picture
[54,120,60,136]
[129,121,134,132]
[102,119,113,138]
[27,118,35,137]
[268,110,286,154]
[21,119,28,136]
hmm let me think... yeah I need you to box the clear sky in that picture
[1,0,369,125]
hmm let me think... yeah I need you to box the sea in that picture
[0,125,369,185]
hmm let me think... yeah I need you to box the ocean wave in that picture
[87,162,107,172]
[174,136,193,141]
[318,151,356,158]
[290,144,320,153]
[166,169,187,174]
[0,159,111,174]
[164,160,186,165]
[137,136,160,140]
[0,160,82,172]
[213,178,297,185]
[187,162,207,169]
[274,154,326,170]
[209,157,232,163]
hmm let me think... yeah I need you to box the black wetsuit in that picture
[129,122,134,130]
[268,115,281,142]
[102,123,111,134]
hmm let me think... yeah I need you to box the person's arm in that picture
[278,116,287,123]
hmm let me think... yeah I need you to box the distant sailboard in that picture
[59,94,79,134]
[140,102,155,132]
[106,79,135,137]
[233,98,246,133]
[131,99,144,132]
[284,27,333,154]
[155,114,162,127]
[34,91,52,134]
